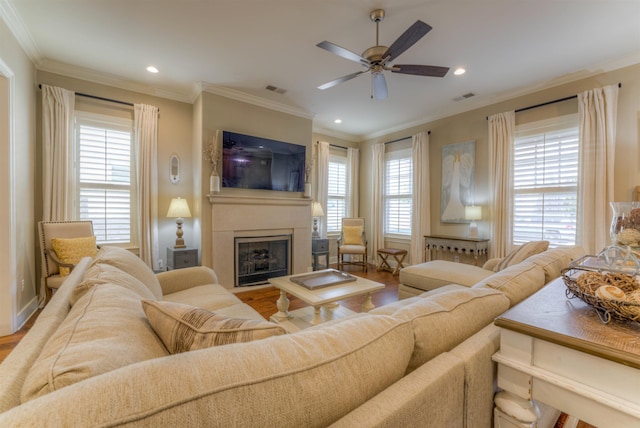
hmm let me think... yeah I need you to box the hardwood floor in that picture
[0,308,41,364]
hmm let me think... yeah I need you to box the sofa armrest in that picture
[156,266,219,295]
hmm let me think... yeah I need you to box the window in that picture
[513,114,578,247]
[385,149,412,236]
[75,112,135,245]
[326,154,347,233]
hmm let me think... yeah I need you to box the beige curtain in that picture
[134,104,159,269]
[42,84,75,221]
[488,111,515,259]
[346,147,359,217]
[370,143,385,261]
[577,84,618,254]
[316,141,330,238]
[411,132,430,264]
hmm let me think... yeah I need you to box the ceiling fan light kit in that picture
[316,9,449,100]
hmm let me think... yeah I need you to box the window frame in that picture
[512,113,579,248]
[384,147,413,239]
[326,152,348,235]
[74,111,137,247]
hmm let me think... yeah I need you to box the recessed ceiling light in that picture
[146,66,159,73]
[454,68,466,76]
[334,119,342,124]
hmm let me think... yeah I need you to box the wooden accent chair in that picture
[337,217,368,272]
[39,220,96,302]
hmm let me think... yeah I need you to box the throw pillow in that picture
[51,236,98,276]
[342,225,363,245]
[493,240,549,272]
[142,300,287,354]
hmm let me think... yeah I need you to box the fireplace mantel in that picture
[210,193,312,289]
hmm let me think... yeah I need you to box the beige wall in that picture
[198,91,313,269]
[36,71,194,270]
[0,18,37,334]
[360,63,640,264]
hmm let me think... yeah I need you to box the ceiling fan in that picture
[316,9,449,100]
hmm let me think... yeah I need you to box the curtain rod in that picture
[385,131,431,145]
[486,82,621,119]
[38,84,152,110]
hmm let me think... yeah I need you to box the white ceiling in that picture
[4,0,640,140]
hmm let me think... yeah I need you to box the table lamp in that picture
[167,197,192,248]
[465,205,482,238]
[311,201,324,238]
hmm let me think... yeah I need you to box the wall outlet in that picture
[453,255,460,263]
[158,259,163,269]
[21,279,25,292]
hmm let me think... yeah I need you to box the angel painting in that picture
[441,141,475,223]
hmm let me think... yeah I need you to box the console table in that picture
[492,277,640,428]
[424,235,489,266]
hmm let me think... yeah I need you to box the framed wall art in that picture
[441,140,475,223]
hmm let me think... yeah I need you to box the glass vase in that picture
[609,201,640,247]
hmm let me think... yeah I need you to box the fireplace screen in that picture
[235,235,291,286]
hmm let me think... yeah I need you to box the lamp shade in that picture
[465,205,482,221]
[167,197,192,218]
[311,201,325,217]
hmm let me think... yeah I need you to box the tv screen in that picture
[221,131,306,192]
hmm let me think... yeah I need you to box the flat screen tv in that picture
[221,131,306,192]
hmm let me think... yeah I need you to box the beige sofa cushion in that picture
[526,246,585,283]
[493,240,549,272]
[399,260,494,291]
[473,261,546,306]
[374,287,510,373]
[21,283,168,402]
[91,245,163,299]
[71,263,157,305]
[162,283,248,311]
[142,300,286,353]
[9,315,414,427]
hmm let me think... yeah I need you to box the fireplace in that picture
[235,235,291,286]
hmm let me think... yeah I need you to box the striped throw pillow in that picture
[493,241,549,272]
[142,300,286,354]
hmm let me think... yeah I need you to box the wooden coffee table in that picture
[268,269,385,332]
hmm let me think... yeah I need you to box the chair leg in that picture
[45,286,52,305]
[363,253,367,272]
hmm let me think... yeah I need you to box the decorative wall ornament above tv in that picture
[221,131,306,192]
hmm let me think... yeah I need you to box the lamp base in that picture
[468,221,478,238]
[174,218,186,248]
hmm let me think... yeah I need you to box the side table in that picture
[311,238,329,271]
[424,235,489,266]
[492,278,640,427]
[166,247,198,270]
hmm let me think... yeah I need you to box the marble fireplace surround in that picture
[210,195,312,289]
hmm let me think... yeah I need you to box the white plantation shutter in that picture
[327,155,347,232]
[513,114,578,247]
[76,113,134,244]
[385,150,412,235]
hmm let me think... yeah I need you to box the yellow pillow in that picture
[142,300,287,354]
[342,225,363,245]
[51,236,98,276]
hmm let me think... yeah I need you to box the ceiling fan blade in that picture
[391,64,449,77]
[318,71,366,90]
[372,72,388,100]
[382,20,432,61]
[316,41,369,65]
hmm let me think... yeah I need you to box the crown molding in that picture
[0,0,41,63]
[311,126,361,143]
[38,59,194,104]
[200,83,314,120]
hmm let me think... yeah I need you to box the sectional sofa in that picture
[0,244,583,427]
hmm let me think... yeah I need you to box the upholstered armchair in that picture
[337,217,368,272]
[39,221,97,302]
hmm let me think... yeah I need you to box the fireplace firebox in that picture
[235,235,291,286]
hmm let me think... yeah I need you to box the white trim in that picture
[0,56,17,334]
[0,0,41,64]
